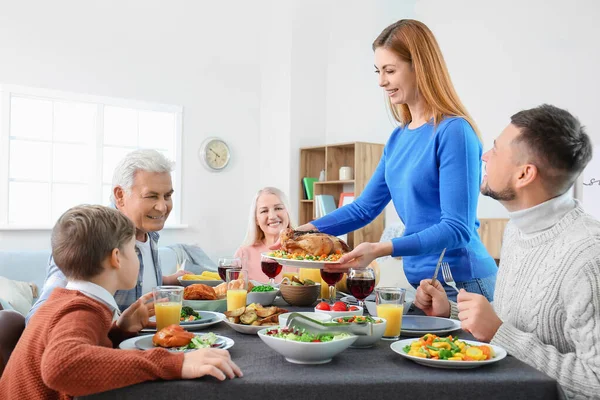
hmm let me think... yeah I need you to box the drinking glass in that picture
[226,268,247,311]
[218,257,242,281]
[281,266,299,283]
[375,287,406,340]
[346,268,376,310]
[152,286,184,332]
[320,268,344,304]
[260,254,282,285]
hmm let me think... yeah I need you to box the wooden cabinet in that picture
[478,218,509,264]
[298,142,385,248]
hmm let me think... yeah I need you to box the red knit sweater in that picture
[0,288,184,399]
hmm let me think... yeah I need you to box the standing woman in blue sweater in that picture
[297,19,497,301]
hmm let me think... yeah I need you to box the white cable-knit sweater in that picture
[490,203,600,400]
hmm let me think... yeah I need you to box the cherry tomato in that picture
[348,306,359,311]
[315,301,331,311]
[332,301,348,312]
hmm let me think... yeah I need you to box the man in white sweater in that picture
[415,104,599,399]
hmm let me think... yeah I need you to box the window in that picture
[0,85,182,228]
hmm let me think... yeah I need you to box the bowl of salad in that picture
[246,283,279,306]
[257,327,357,364]
[329,315,387,348]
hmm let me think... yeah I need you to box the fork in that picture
[441,262,459,293]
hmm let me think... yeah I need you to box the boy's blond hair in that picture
[51,205,135,280]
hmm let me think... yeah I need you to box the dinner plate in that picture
[149,311,216,326]
[400,316,461,337]
[261,253,340,269]
[177,276,223,287]
[402,315,455,331]
[121,333,234,352]
[222,318,273,335]
[140,312,225,333]
[390,338,507,369]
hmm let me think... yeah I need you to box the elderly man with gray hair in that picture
[26,149,188,323]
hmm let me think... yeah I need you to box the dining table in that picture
[79,301,566,400]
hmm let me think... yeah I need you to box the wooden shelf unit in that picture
[299,141,385,248]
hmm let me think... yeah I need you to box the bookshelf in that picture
[299,142,385,248]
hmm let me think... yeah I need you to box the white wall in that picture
[0,0,264,258]
[1,0,598,257]
[413,0,600,217]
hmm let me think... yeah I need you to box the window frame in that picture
[0,84,184,230]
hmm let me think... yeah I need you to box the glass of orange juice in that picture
[281,266,299,282]
[226,269,247,311]
[152,286,184,332]
[375,287,406,340]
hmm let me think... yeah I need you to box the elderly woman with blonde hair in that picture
[235,187,296,282]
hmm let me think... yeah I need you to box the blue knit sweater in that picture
[313,117,497,283]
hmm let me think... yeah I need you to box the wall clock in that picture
[199,137,231,171]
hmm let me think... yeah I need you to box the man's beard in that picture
[481,182,516,201]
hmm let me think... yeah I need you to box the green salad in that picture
[265,327,350,343]
[177,332,220,351]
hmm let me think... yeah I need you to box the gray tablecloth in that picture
[79,305,565,400]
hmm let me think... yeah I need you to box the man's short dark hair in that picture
[51,205,135,280]
[511,104,592,195]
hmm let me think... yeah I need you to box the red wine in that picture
[261,261,282,279]
[320,270,343,285]
[218,266,240,281]
[347,277,375,301]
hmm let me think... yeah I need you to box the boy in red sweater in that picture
[0,205,242,399]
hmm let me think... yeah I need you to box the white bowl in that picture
[313,306,363,318]
[246,290,278,306]
[278,312,332,327]
[183,298,227,313]
[257,328,357,364]
[177,276,223,287]
[327,317,387,348]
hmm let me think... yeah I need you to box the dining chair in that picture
[0,309,25,376]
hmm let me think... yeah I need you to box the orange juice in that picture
[376,303,404,338]
[299,268,321,283]
[154,302,182,331]
[320,278,332,299]
[227,289,247,311]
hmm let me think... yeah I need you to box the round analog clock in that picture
[199,137,231,171]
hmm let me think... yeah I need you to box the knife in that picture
[430,248,446,286]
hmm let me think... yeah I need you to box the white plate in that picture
[261,252,340,269]
[390,338,507,369]
[119,333,234,352]
[177,276,224,287]
[140,312,225,333]
[401,317,462,337]
[222,318,272,335]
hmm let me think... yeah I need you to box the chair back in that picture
[0,310,25,376]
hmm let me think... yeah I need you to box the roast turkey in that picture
[280,228,351,256]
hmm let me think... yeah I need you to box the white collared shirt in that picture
[66,280,121,322]
[137,236,157,295]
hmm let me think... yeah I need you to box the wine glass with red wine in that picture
[260,255,282,285]
[218,257,242,281]
[320,268,344,304]
[346,268,376,311]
